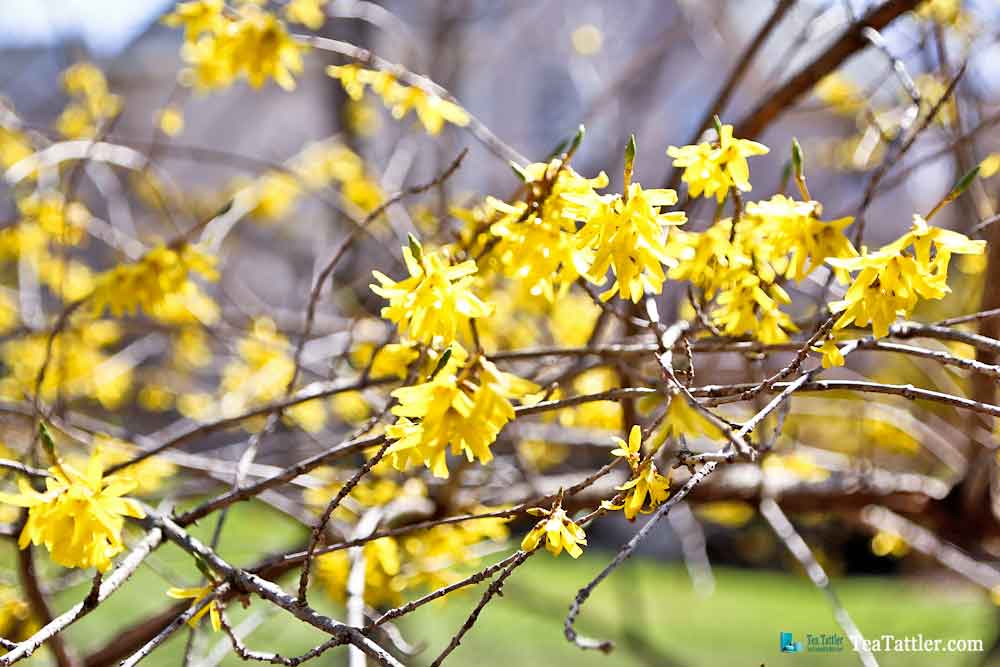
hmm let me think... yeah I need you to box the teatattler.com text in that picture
[851,635,984,653]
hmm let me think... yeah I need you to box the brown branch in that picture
[734,0,922,140]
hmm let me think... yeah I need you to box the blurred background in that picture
[2,1,1000,666]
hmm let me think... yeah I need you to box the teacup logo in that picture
[780,632,803,653]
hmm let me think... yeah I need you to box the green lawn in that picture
[3,501,994,666]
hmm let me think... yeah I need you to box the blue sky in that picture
[0,0,172,56]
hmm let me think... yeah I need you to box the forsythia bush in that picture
[1,1,998,665]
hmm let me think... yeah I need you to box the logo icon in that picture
[780,632,804,653]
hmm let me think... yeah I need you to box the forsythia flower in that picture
[604,425,671,520]
[827,215,985,338]
[813,338,845,368]
[743,195,857,282]
[90,242,218,317]
[521,503,587,558]
[166,584,222,632]
[570,182,687,302]
[386,346,537,478]
[56,63,121,138]
[0,320,130,408]
[327,64,470,135]
[0,450,145,572]
[371,240,493,347]
[170,4,306,92]
[162,0,224,42]
[662,394,723,441]
[667,123,769,202]
[284,0,326,29]
[487,159,609,300]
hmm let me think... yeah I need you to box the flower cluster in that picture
[486,143,688,305]
[0,449,145,572]
[56,62,121,138]
[385,345,537,478]
[667,123,769,201]
[0,320,130,408]
[328,64,470,135]
[164,1,307,91]
[604,425,671,520]
[217,317,327,431]
[521,501,587,558]
[371,239,493,347]
[666,195,857,343]
[486,159,609,300]
[90,242,218,318]
[828,215,985,338]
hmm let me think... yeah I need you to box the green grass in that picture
[3,501,995,666]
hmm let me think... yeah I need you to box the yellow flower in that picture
[573,182,686,302]
[316,538,401,606]
[220,317,328,432]
[0,320,130,408]
[90,242,218,317]
[162,0,225,42]
[871,531,909,558]
[980,154,1000,179]
[55,63,121,138]
[610,424,643,468]
[813,338,845,369]
[814,74,864,116]
[386,347,537,478]
[326,64,367,101]
[0,449,145,572]
[489,159,609,300]
[166,585,222,632]
[662,395,723,441]
[743,195,856,282]
[827,215,985,338]
[284,0,325,29]
[605,426,670,520]
[521,505,587,558]
[234,10,307,91]
[174,6,306,92]
[156,106,185,136]
[249,171,302,221]
[386,346,538,477]
[17,191,90,245]
[370,240,493,347]
[667,124,769,202]
[326,65,470,135]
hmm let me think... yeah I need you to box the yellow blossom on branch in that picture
[812,338,845,369]
[327,64,470,135]
[0,448,145,572]
[488,159,609,300]
[371,239,493,347]
[90,242,218,317]
[521,503,587,558]
[571,181,686,302]
[604,425,671,520]
[170,4,306,92]
[386,346,537,478]
[166,584,222,632]
[827,215,985,338]
[667,123,769,202]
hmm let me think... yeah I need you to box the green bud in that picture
[791,138,803,178]
[624,134,637,188]
[407,233,423,262]
[510,161,529,182]
[429,346,453,380]
[38,422,56,461]
[569,124,586,155]
[949,165,980,200]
